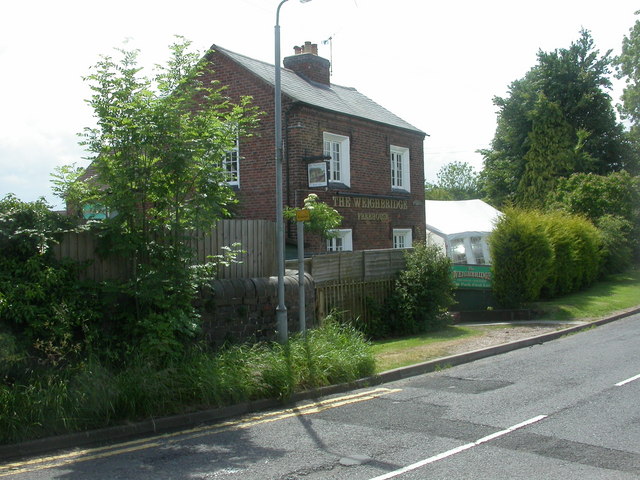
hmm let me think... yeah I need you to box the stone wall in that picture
[198,271,316,347]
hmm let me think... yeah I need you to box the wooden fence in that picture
[187,220,276,279]
[302,249,410,325]
[316,278,396,323]
[307,248,409,285]
[53,219,276,282]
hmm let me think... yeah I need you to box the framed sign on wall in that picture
[308,162,328,188]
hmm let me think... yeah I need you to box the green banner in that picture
[452,265,492,289]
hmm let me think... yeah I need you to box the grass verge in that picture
[370,326,480,373]
[532,267,640,320]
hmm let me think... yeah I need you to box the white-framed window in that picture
[222,137,240,187]
[323,132,350,187]
[326,229,353,252]
[390,145,410,192]
[393,229,413,249]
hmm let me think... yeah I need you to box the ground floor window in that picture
[393,228,413,249]
[326,229,353,252]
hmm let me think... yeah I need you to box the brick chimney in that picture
[283,41,331,85]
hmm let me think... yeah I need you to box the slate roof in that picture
[212,45,425,135]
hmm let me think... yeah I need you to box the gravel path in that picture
[443,324,568,355]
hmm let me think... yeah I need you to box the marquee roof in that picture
[425,200,502,238]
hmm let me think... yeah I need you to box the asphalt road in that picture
[2,313,639,479]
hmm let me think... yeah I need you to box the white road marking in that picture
[368,415,548,480]
[616,373,640,387]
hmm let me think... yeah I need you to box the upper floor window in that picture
[393,229,413,249]
[323,132,350,187]
[326,229,353,252]
[222,136,240,187]
[390,145,410,192]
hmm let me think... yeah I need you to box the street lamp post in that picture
[274,0,311,343]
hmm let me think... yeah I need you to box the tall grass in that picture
[0,320,374,445]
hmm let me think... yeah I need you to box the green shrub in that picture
[374,244,456,337]
[489,209,553,308]
[0,195,99,365]
[596,214,635,274]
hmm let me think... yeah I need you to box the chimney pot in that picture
[284,41,331,85]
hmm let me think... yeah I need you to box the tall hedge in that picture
[540,212,601,297]
[489,209,553,308]
[489,209,603,308]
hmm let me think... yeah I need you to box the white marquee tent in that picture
[425,199,502,265]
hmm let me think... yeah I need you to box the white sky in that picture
[1,0,637,209]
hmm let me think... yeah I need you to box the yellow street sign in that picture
[296,209,311,222]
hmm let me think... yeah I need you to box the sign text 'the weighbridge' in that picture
[332,195,409,223]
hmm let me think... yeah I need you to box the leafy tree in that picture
[549,171,640,224]
[425,161,481,200]
[516,94,591,208]
[481,30,630,207]
[616,11,640,173]
[53,37,260,363]
[548,171,640,270]
[616,12,640,131]
[423,183,453,201]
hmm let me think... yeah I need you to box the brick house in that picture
[203,41,427,253]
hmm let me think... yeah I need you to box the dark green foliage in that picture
[516,94,590,208]
[489,209,553,308]
[379,244,456,337]
[549,171,640,224]
[423,184,454,200]
[482,30,631,207]
[490,209,603,308]
[616,12,640,166]
[0,194,70,261]
[549,171,640,270]
[0,195,98,366]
